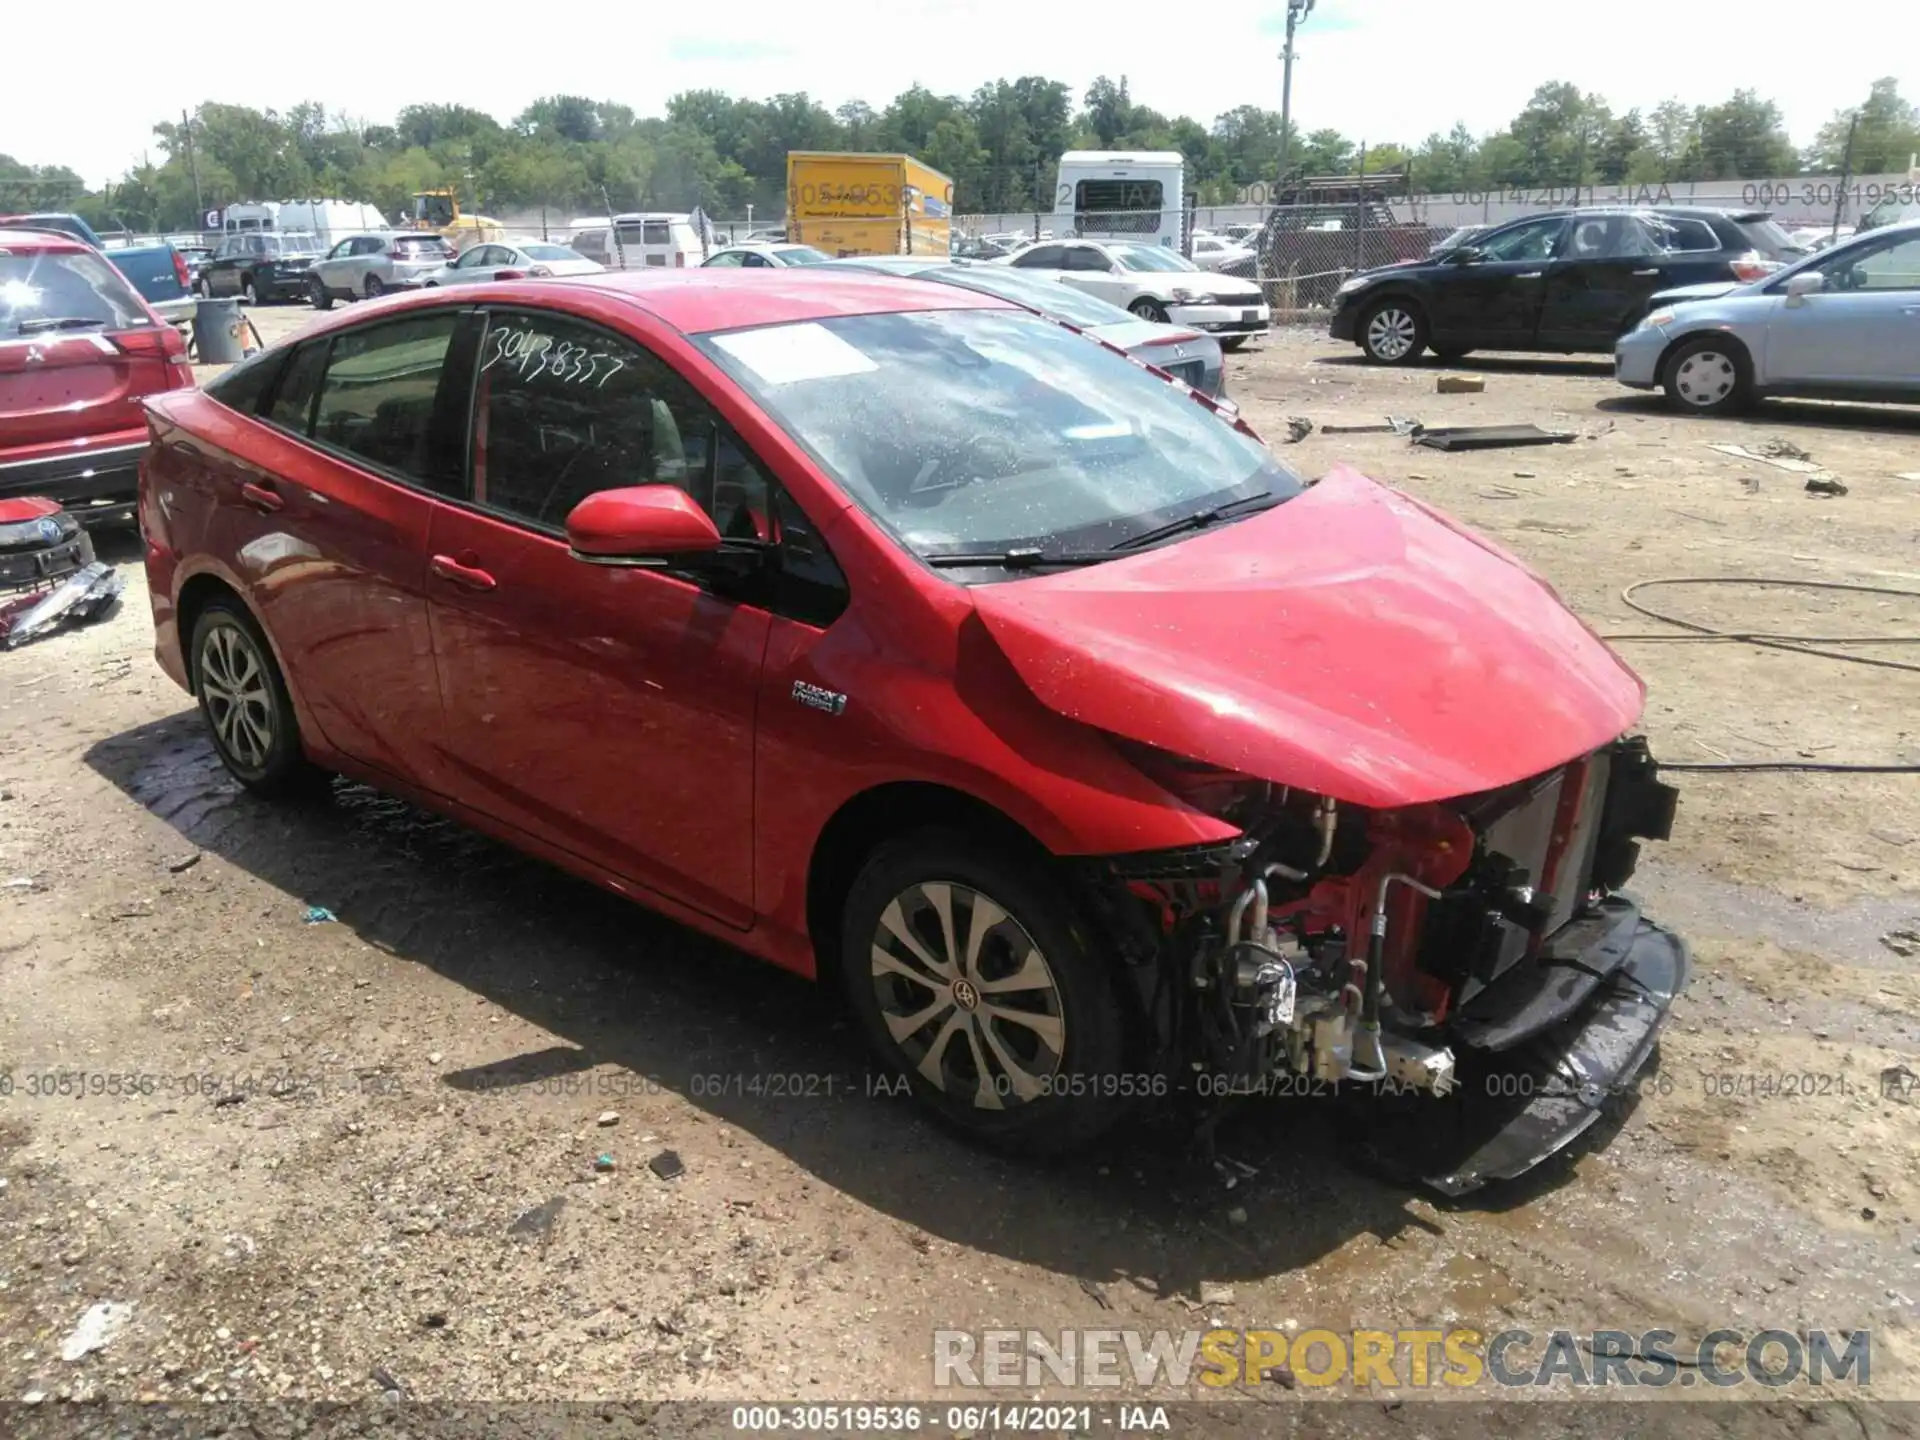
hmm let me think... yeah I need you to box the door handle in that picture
[1632,269,1661,276]
[1904,306,1920,316]
[430,553,497,592]
[1517,271,1543,279]
[239,481,283,512]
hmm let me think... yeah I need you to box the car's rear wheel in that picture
[194,277,211,299]
[1663,335,1751,416]
[1129,298,1170,322]
[241,276,260,305]
[309,276,332,310]
[189,600,320,799]
[364,275,385,299]
[840,831,1130,1153]
[1220,337,1249,352]
[1360,298,1427,363]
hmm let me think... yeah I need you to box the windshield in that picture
[934,265,1133,327]
[1112,245,1196,273]
[0,249,151,337]
[266,233,321,254]
[778,246,831,265]
[522,244,580,261]
[699,309,1301,570]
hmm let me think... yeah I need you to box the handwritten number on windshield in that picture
[482,326,626,388]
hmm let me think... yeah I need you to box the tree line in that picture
[2,77,1914,234]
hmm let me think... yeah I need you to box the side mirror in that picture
[566,486,722,567]
[1449,246,1484,265]
[1784,271,1823,300]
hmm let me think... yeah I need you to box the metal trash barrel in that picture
[193,298,254,364]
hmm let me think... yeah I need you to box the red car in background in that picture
[136,270,1686,1192]
[2,228,194,523]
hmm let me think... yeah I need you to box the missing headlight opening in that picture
[1083,735,1683,1192]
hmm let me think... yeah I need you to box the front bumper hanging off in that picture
[1424,901,1690,1195]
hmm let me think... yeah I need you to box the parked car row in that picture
[994,238,1272,349]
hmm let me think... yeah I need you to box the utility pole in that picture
[181,109,204,226]
[1275,0,1316,202]
[1832,112,1859,244]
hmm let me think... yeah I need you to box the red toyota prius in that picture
[138,271,1686,1191]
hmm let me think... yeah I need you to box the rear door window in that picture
[311,312,464,490]
[1637,215,1720,254]
[1012,245,1068,268]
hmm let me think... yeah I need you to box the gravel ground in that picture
[2,300,1919,1419]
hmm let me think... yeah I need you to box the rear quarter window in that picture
[203,349,288,415]
[1643,216,1720,253]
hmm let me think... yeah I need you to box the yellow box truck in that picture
[786,152,954,258]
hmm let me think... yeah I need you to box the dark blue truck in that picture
[0,213,196,328]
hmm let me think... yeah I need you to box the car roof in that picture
[0,226,89,253]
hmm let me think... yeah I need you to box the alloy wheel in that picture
[1366,306,1418,360]
[1673,349,1736,408]
[868,881,1065,1109]
[242,279,259,305]
[198,622,274,772]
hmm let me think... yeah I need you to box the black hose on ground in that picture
[1599,576,1920,774]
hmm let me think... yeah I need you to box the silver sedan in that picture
[1615,220,1920,413]
[424,241,603,286]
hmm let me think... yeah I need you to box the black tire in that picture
[194,277,211,300]
[241,275,260,306]
[188,599,322,799]
[364,275,385,299]
[840,829,1131,1153]
[1129,297,1170,323]
[309,276,332,310]
[1358,296,1428,364]
[1220,336,1249,353]
[1662,335,1752,416]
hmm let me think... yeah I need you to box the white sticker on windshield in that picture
[712,322,878,386]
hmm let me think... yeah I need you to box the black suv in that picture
[196,232,326,305]
[1330,207,1805,363]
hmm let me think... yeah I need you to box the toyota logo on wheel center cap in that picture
[951,978,981,1011]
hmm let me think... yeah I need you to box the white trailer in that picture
[1053,151,1186,249]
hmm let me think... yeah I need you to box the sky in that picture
[5,0,1916,187]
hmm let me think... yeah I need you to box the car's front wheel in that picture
[1662,335,1751,416]
[241,276,260,305]
[1360,297,1428,363]
[189,600,320,799]
[309,276,332,310]
[841,831,1131,1153]
[1129,297,1170,322]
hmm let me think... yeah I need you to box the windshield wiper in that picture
[924,547,1117,570]
[1111,492,1285,551]
[15,316,109,334]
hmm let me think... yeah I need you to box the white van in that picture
[1054,151,1185,249]
[609,213,707,269]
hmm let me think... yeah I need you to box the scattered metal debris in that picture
[1322,415,1423,436]
[1282,417,1314,443]
[1805,476,1848,496]
[1708,442,1829,476]
[1413,424,1576,452]
[647,1150,685,1180]
[1,562,123,649]
[1755,438,1813,462]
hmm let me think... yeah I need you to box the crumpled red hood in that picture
[971,466,1645,808]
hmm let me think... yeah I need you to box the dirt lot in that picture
[3,302,1919,1418]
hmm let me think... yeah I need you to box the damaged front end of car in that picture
[1075,734,1686,1195]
